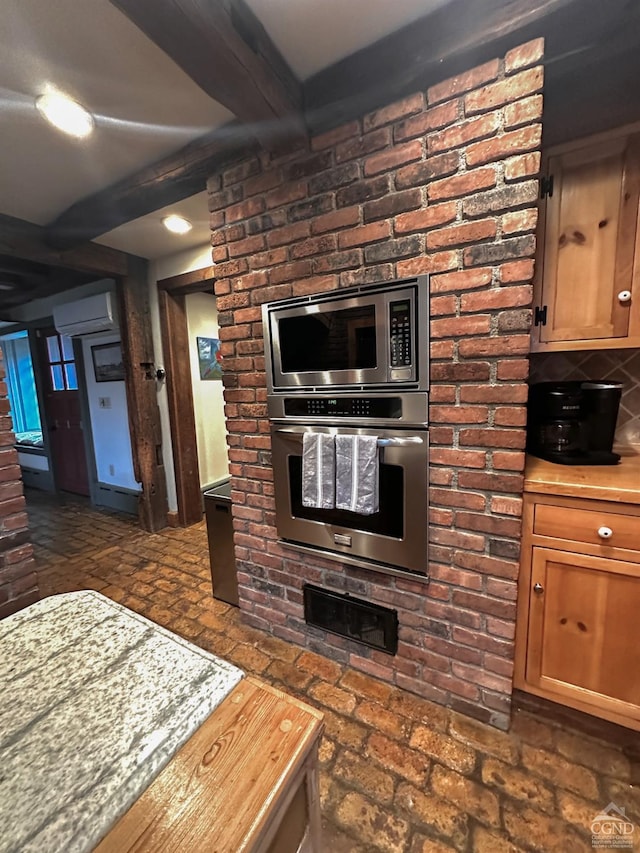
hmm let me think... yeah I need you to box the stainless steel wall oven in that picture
[263,277,429,580]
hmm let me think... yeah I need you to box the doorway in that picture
[36,328,90,496]
[157,266,228,526]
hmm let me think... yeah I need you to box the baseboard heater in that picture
[303,584,398,655]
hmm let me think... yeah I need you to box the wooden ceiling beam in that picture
[46,123,258,250]
[108,0,305,146]
[0,214,132,278]
[304,0,633,134]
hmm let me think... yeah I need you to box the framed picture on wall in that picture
[197,337,222,381]
[91,342,125,382]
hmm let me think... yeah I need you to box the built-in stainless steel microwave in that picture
[262,276,429,393]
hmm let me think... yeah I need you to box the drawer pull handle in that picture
[597,526,613,539]
[533,583,544,594]
[618,290,632,304]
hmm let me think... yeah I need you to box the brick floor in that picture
[29,489,640,853]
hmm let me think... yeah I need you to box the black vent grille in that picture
[303,584,398,655]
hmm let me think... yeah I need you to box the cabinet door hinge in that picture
[534,305,548,327]
[540,175,554,199]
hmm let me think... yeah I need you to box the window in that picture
[45,333,78,392]
[0,331,41,434]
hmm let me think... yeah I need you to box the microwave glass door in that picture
[278,304,377,374]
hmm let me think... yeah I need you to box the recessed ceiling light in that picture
[162,214,192,235]
[36,92,94,139]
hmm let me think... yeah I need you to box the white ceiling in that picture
[1,0,449,261]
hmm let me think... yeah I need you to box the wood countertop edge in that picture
[94,677,324,853]
[523,449,640,505]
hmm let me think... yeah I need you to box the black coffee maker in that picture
[527,381,623,465]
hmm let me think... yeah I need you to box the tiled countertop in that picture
[524,446,640,504]
[0,591,244,853]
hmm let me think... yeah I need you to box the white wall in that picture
[81,331,139,491]
[149,244,229,510]
[185,292,229,487]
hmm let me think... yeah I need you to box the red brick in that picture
[431,315,491,339]
[458,335,531,358]
[502,208,538,235]
[430,488,486,511]
[499,259,536,283]
[466,125,542,167]
[268,260,312,285]
[430,448,487,469]
[363,92,425,130]
[428,112,500,155]
[455,531,521,564]
[290,234,337,259]
[492,450,526,471]
[338,221,391,249]
[227,234,266,258]
[490,496,523,516]
[431,268,493,293]
[459,428,525,449]
[497,358,529,381]
[461,285,532,313]
[395,201,457,234]
[363,139,423,176]
[427,219,497,250]
[505,95,544,129]
[504,151,541,181]
[363,189,422,223]
[494,407,527,427]
[430,405,489,424]
[310,206,360,235]
[396,251,458,277]
[430,340,456,359]
[428,59,500,104]
[430,295,457,317]
[458,471,523,494]
[396,151,459,189]
[428,167,497,202]
[394,99,460,141]
[265,181,308,210]
[335,127,391,163]
[505,38,545,74]
[465,67,544,114]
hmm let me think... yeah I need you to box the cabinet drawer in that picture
[534,503,640,552]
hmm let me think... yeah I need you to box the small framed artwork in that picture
[197,336,222,380]
[91,342,125,382]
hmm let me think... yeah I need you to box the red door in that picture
[38,329,90,496]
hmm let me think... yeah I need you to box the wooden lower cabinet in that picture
[515,493,640,730]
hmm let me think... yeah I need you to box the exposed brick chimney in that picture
[0,354,38,618]
[208,39,544,729]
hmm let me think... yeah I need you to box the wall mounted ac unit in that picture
[53,292,117,337]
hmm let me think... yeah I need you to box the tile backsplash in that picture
[529,349,640,445]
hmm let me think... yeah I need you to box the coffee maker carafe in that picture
[527,381,622,465]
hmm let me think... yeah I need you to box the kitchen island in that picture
[1,591,323,853]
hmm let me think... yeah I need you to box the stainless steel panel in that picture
[262,276,429,394]
[271,423,428,576]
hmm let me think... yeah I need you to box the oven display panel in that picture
[283,397,402,419]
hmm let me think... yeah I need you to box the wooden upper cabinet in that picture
[532,127,640,351]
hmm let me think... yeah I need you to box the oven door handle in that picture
[274,428,424,447]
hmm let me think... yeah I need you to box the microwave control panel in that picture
[283,396,403,419]
[389,299,412,372]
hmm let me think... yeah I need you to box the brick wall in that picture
[208,39,544,729]
[0,354,38,618]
